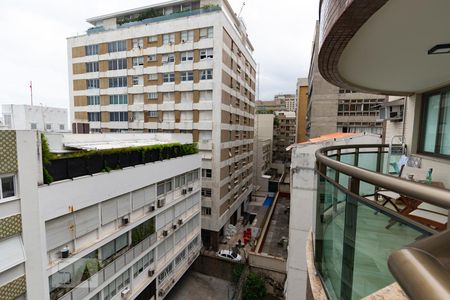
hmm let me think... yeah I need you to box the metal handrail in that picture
[315,144,450,300]
[315,144,450,209]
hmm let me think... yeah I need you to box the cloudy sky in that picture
[0,0,319,109]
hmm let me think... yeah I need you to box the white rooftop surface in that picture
[0,236,26,273]
[65,140,170,151]
[45,133,193,152]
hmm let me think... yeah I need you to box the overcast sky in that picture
[0,0,319,109]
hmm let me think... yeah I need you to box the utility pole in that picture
[30,81,33,106]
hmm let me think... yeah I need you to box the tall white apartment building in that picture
[67,0,257,249]
[0,131,201,300]
[1,104,68,132]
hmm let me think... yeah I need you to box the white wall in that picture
[255,114,274,141]
[2,105,68,132]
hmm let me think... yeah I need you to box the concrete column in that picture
[17,131,50,299]
[286,147,318,300]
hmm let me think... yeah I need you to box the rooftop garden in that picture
[116,4,219,26]
[41,134,197,184]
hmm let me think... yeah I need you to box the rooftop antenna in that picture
[238,1,245,17]
[29,81,33,106]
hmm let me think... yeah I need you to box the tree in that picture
[242,272,266,300]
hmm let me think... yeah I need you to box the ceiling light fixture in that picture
[428,44,450,55]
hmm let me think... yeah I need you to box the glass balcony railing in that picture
[314,144,450,300]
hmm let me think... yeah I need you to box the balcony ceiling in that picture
[331,0,450,95]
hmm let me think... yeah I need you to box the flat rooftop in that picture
[46,132,193,152]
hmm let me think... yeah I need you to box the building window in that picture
[1,175,15,199]
[132,56,144,67]
[181,71,193,82]
[132,38,144,49]
[107,40,127,53]
[181,51,193,62]
[109,95,128,105]
[201,207,211,215]
[102,270,130,299]
[181,30,194,42]
[420,89,450,157]
[108,58,127,70]
[163,73,175,83]
[148,74,158,81]
[148,92,158,99]
[85,44,98,56]
[59,124,65,131]
[88,95,100,105]
[88,112,101,122]
[148,54,157,62]
[162,33,175,45]
[86,62,99,72]
[132,76,143,86]
[109,77,128,88]
[202,169,212,178]
[200,69,213,80]
[201,188,211,197]
[200,48,213,60]
[148,111,158,118]
[133,251,154,278]
[45,123,52,130]
[109,112,128,122]
[87,79,99,89]
[30,123,37,130]
[162,53,175,64]
[157,179,173,196]
[148,35,158,43]
[200,27,213,39]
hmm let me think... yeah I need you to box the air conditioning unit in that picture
[182,189,187,195]
[163,230,168,237]
[149,205,156,212]
[159,289,165,297]
[188,187,193,192]
[172,224,177,230]
[121,287,130,298]
[148,269,155,277]
[157,198,165,208]
[61,246,70,259]
[178,219,183,225]
[122,216,129,226]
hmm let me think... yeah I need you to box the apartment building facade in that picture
[1,104,68,132]
[272,111,296,164]
[0,131,202,300]
[274,94,296,112]
[296,78,308,143]
[306,21,386,139]
[67,0,256,249]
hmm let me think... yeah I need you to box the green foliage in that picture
[232,264,244,283]
[51,143,197,161]
[273,118,280,126]
[243,272,267,300]
[131,218,155,246]
[256,109,274,114]
[41,134,55,184]
[41,134,55,165]
[117,8,163,25]
[201,4,220,10]
[43,168,54,184]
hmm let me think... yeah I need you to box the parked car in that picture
[216,249,242,262]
